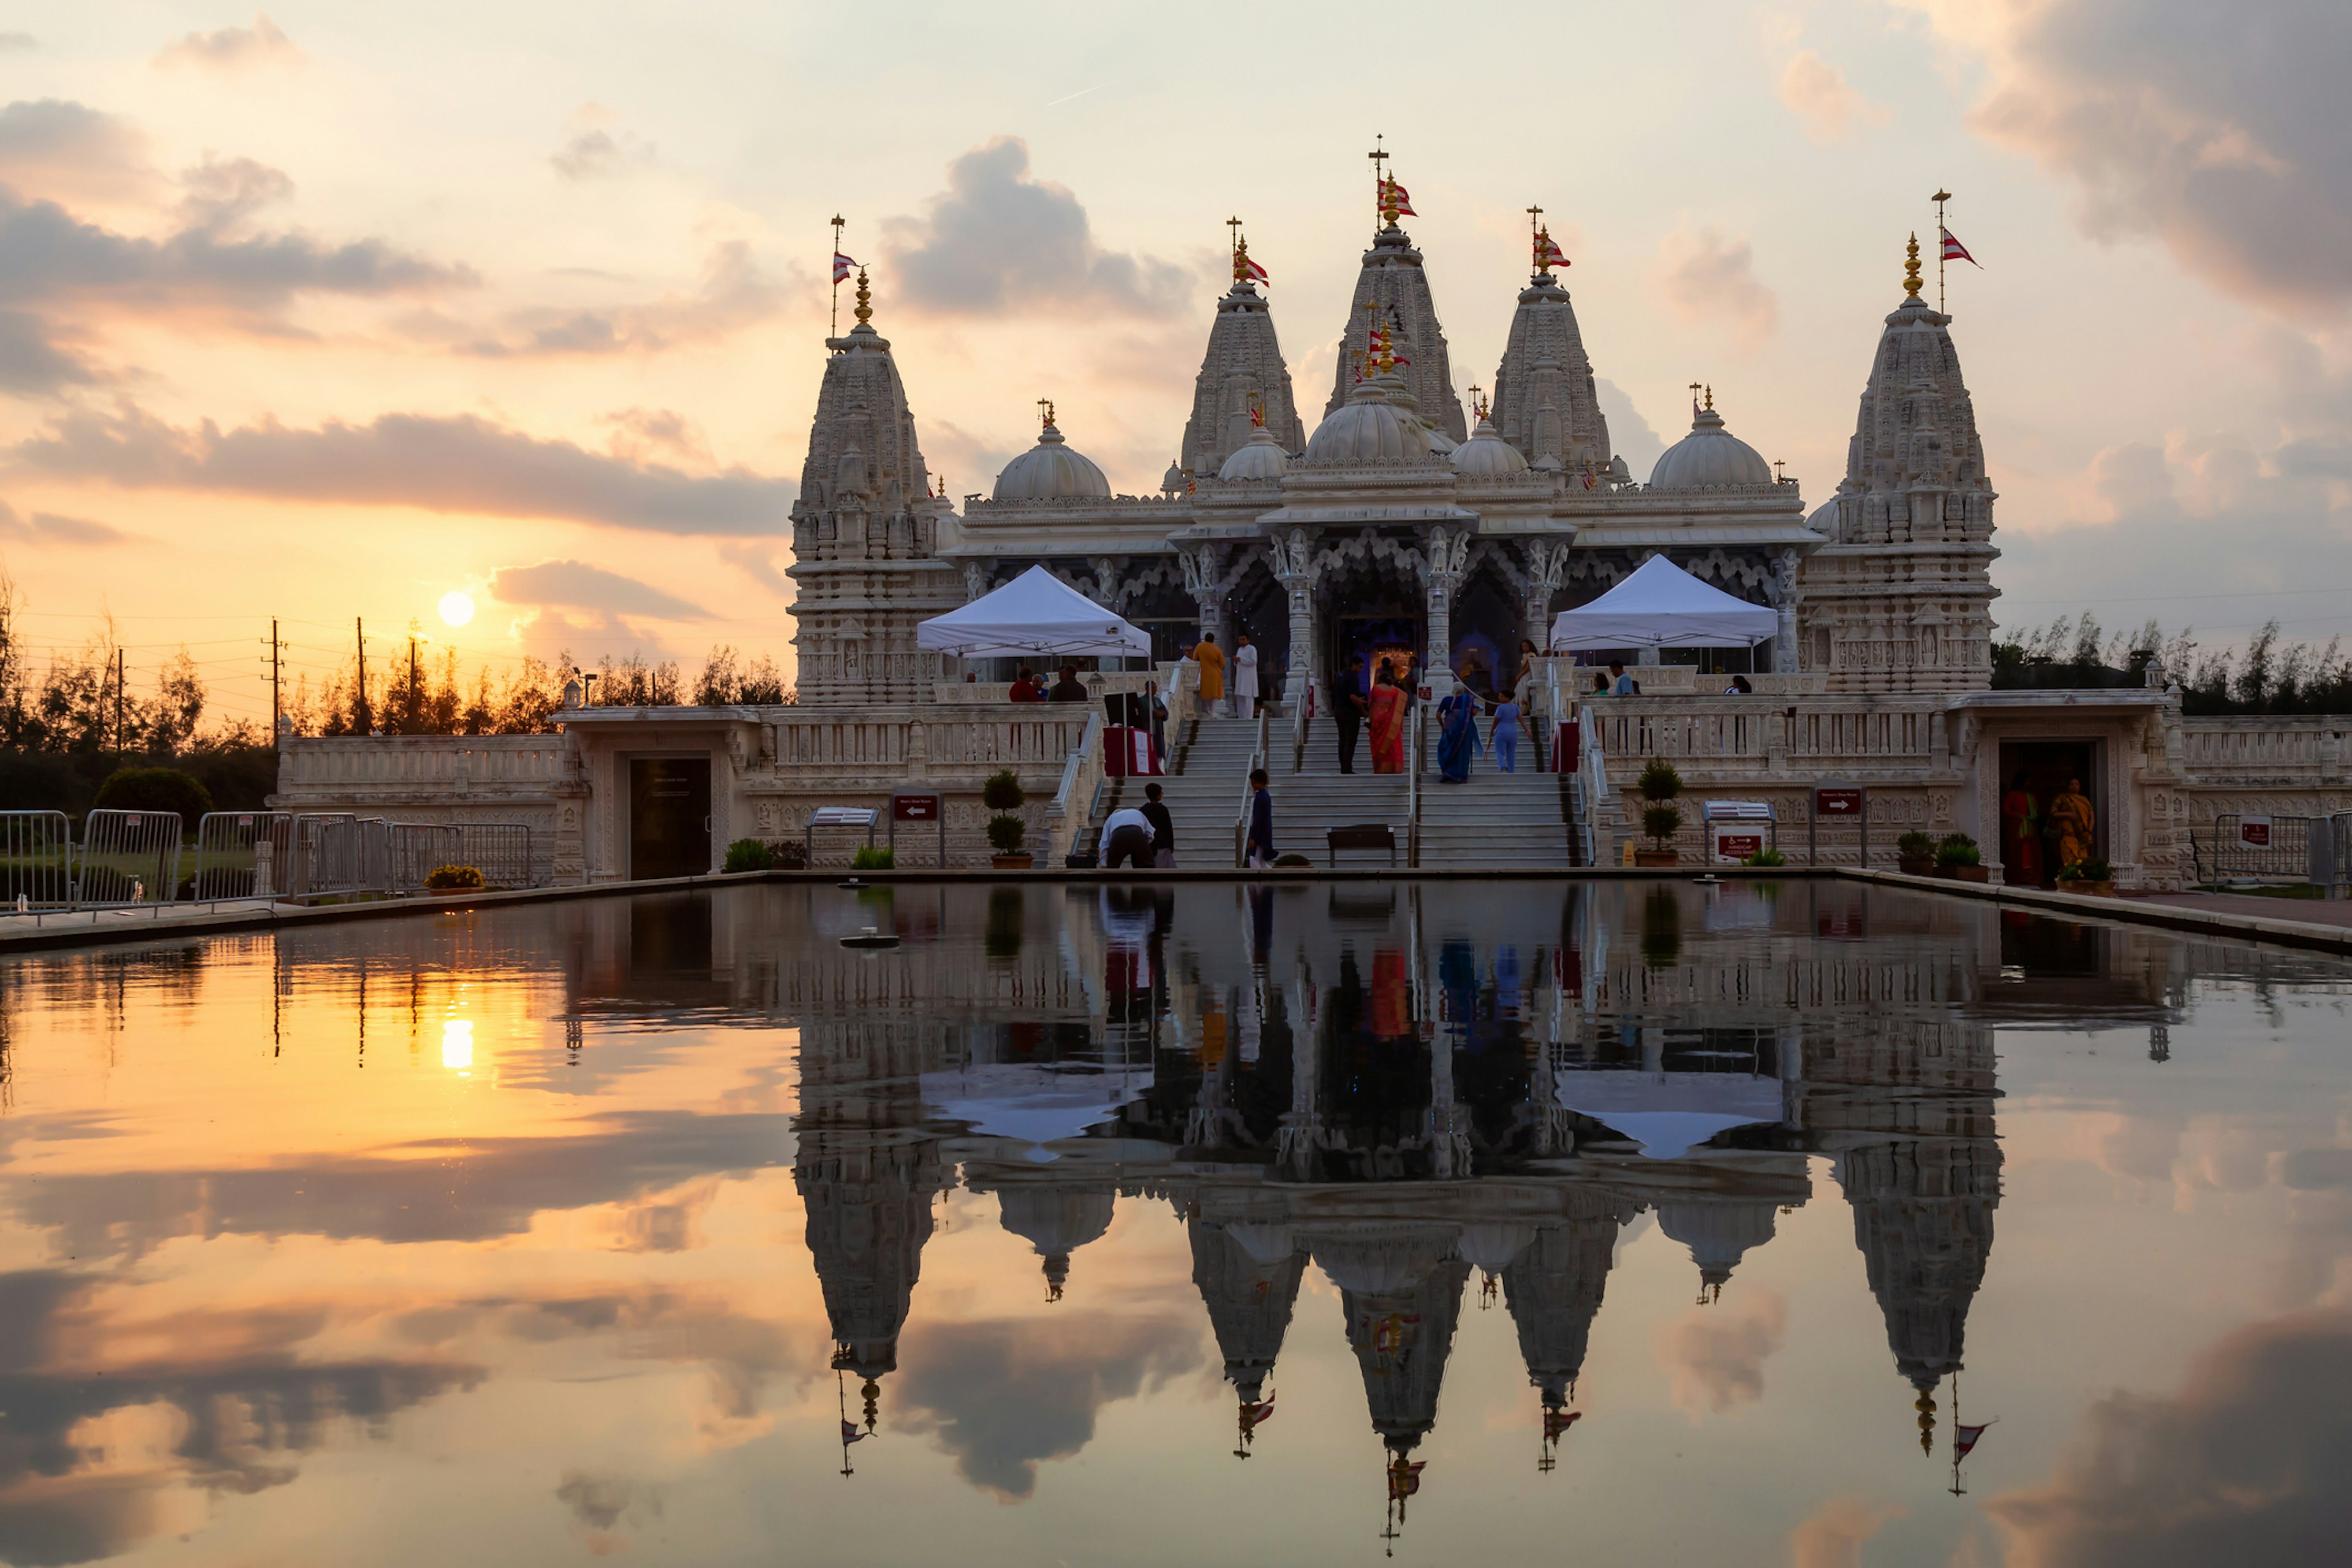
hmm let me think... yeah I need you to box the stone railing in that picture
[928,669,1169,704]
[1044,713,1106,865]
[276,736,565,794]
[1544,662,1825,697]
[2180,716,2345,786]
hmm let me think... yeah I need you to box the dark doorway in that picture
[629,756,711,880]
[1996,740,2103,888]
[1332,614,1422,695]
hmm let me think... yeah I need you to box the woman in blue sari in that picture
[1437,671,1479,783]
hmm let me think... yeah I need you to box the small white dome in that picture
[994,420,1113,502]
[1451,415,1529,478]
[1218,424,1289,481]
[1303,375,1431,466]
[1161,458,1186,494]
[1806,496,1841,537]
[1649,404,1773,489]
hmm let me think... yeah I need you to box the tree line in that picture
[1992,613,2352,715]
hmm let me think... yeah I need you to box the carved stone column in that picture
[1768,549,1802,675]
[1425,527,1470,693]
[1180,544,1227,650]
[1523,538,1570,656]
[1270,529,1322,712]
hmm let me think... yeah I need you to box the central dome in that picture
[1649,402,1773,489]
[1302,375,1432,466]
[1451,413,1529,478]
[993,418,1112,502]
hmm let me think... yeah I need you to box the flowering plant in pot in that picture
[1935,832,1989,883]
[2056,857,2115,897]
[1634,759,1683,867]
[1897,830,1937,877]
[982,770,1031,869]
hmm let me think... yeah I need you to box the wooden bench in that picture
[1327,824,1398,868]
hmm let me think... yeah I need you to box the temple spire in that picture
[1903,233,1923,301]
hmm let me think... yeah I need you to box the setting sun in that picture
[438,591,476,627]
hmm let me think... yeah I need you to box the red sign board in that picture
[2237,815,2272,848]
[1713,831,1766,863]
[1814,788,1863,816]
[891,794,941,822]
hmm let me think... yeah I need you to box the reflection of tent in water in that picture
[1657,1196,1782,1304]
[920,1061,1155,1153]
[1555,1070,1785,1158]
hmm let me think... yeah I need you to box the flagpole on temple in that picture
[829,214,846,336]
[1932,189,1952,312]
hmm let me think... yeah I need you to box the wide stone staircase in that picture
[1092,710,1580,868]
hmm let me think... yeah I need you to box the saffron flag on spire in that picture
[1535,231,1570,271]
[1939,227,1979,267]
[832,252,859,284]
[1381,176,1415,217]
[1243,254,1269,284]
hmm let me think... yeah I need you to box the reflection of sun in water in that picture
[438,590,475,627]
[441,1019,474,1072]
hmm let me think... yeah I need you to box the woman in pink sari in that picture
[1368,667,1407,774]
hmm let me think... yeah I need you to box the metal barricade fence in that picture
[387,822,540,891]
[2209,814,2314,883]
[75,809,183,905]
[2,811,75,909]
[191,811,293,900]
[287,813,396,897]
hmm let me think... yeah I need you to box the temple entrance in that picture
[1996,739,2105,888]
[1331,614,1423,698]
[629,756,712,880]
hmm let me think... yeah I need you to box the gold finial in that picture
[1038,398,1056,432]
[1248,392,1265,429]
[1773,458,1786,483]
[1916,1387,1937,1455]
[1468,383,1487,421]
[853,266,872,324]
[1904,232,1924,299]
[1704,384,1714,412]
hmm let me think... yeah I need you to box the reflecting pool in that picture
[1,880,2347,1564]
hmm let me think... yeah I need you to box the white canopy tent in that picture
[1550,555,1779,651]
[918,564,1153,662]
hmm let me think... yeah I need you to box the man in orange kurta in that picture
[1192,634,1226,716]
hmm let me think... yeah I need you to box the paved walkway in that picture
[2124,890,2352,930]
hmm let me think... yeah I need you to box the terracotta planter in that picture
[1898,854,1936,877]
[990,853,1034,870]
[1633,849,1680,868]
[1939,864,1990,884]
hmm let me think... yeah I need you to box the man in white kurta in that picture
[1232,633,1259,717]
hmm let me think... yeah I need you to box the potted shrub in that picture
[1935,833,1989,884]
[982,769,1031,870]
[772,840,807,870]
[1634,758,1683,868]
[723,837,772,873]
[2056,857,2116,897]
[1897,830,1937,877]
[424,864,484,891]
[851,845,895,871]
[1743,847,1786,868]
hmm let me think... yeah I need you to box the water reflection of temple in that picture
[554,880,2207,1509]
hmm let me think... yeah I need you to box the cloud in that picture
[556,1469,663,1549]
[1986,1308,2352,1566]
[456,241,785,356]
[0,500,132,546]
[895,1314,1201,1498]
[1915,0,2352,313]
[1777,50,1890,141]
[0,311,94,395]
[1657,220,1779,349]
[6,403,797,536]
[1596,377,1669,477]
[717,543,791,598]
[154,12,304,72]
[0,35,34,53]
[1655,1289,1788,1415]
[551,129,655,181]
[881,136,1194,318]
[601,407,712,466]
[0,99,153,204]
[1787,1495,1909,1568]
[490,560,707,621]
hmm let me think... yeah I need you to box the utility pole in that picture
[114,647,124,760]
[269,619,282,736]
[355,616,369,734]
[408,633,419,734]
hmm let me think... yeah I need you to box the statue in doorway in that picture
[2050,778,2096,871]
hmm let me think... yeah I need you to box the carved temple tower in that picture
[1187,1216,1308,1453]
[1325,179,1467,448]
[1797,236,2000,693]
[1488,228,1618,477]
[786,269,963,704]
[1177,234,1308,480]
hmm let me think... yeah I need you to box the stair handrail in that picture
[1406,701,1424,868]
[1546,658,1579,863]
[1289,671,1311,774]
[1233,709,1270,867]
[1578,699,1619,866]
[1045,711,1105,864]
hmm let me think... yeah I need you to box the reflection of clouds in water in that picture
[895,1316,1200,1498]
[1784,1494,1905,1568]
[0,1268,481,1565]
[9,1110,796,1259]
[1989,1308,2352,1566]
[1655,1288,1787,1417]
[557,1469,664,1549]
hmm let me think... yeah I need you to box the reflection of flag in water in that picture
[1953,1421,1992,1460]
[1387,1459,1426,1500]
[841,1420,869,1444]
[1544,1408,1582,1441]
[1372,950,1409,1036]
[1241,1396,1275,1433]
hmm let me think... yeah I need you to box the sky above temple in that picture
[1,1,2345,721]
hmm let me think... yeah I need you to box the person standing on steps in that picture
[1232,631,1260,718]
[1368,666,1407,774]
[1192,633,1225,717]
[1491,687,1523,774]
[1437,671,1479,783]
[1335,652,1367,774]
[1245,767,1275,868]
[1141,780,1176,869]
